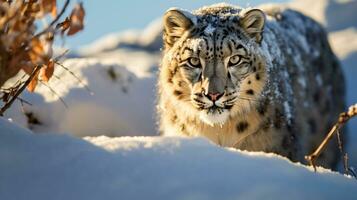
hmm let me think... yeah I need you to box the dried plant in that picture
[306,104,357,177]
[0,0,85,116]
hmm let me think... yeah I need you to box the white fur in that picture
[199,110,230,126]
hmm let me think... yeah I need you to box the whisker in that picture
[237,96,259,102]
[223,97,237,104]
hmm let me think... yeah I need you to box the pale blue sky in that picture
[63,0,289,48]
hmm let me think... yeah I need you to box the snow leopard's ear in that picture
[163,8,196,48]
[240,9,266,44]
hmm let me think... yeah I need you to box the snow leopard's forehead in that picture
[184,5,251,48]
[192,4,243,30]
[193,3,242,16]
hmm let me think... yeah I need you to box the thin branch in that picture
[0,65,42,116]
[54,61,93,95]
[38,80,68,108]
[17,97,32,106]
[54,49,70,61]
[34,0,71,38]
[305,104,357,172]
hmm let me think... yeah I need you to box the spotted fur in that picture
[157,4,346,169]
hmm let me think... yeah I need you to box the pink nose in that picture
[207,92,223,101]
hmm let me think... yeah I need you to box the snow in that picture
[1,0,357,199]
[283,101,292,124]
[316,74,323,87]
[289,0,357,32]
[77,18,163,56]
[4,57,158,137]
[204,23,215,35]
[187,38,204,51]
[0,118,356,200]
[329,28,357,59]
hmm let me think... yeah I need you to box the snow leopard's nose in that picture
[206,92,224,102]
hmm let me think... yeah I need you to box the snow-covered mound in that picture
[2,0,357,168]
[289,0,357,32]
[77,19,163,56]
[0,118,355,200]
[5,56,158,137]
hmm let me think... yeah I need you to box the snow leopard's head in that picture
[161,4,268,126]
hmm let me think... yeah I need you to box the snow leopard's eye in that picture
[228,55,241,67]
[188,57,201,68]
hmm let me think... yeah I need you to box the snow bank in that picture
[5,56,158,137]
[2,0,357,171]
[0,118,355,200]
[289,0,357,32]
[77,18,163,56]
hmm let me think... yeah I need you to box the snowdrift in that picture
[0,118,355,200]
[1,1,357,199]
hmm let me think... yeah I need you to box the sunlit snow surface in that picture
[0,118,356,200]
[1,0,357,199]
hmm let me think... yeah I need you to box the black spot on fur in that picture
[262,117,271,131]
[180,124,186,132]
[253,67,257,72]
[236,121,249,133]
[246,89,254,95]
[282,136,290,150]
[286,120,295,134]
[247,80,251,84]
[273,108,284,129]
[308,118,317,134]
[171,115,178,123]
[313,91,320,103]
[322,99,331,114]
[178,81,184,87]
[256,98,269,116]
[255,73,261,80]
[174,90,183,97]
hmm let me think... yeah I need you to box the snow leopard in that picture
[157,3,346,169]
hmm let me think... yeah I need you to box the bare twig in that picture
[0,65,42,116]
[336,129,349,174]
[305,104,357,172]
[38,80,68,108]
[34,0,71,38]
[17,97,32,106]
[54,61,93,95]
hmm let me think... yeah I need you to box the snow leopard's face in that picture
[162,7,267,126]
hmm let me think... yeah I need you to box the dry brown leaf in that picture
[67,2,85,36]
[56,17,71,35]
[22,64,35,75]
[28,37,45,64]
[51,3,57,17]
[7,54,23,77]
[0,0,87,114]
[27,70,39,92]
[38,0,56,17]
[40,60,54,82]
